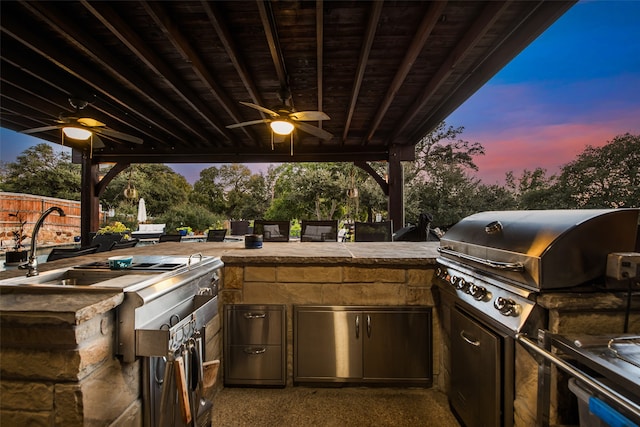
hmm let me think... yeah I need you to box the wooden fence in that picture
[0,192,88,251]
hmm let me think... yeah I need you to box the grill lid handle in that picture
[437,246,524,271]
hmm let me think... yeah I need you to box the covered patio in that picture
[0,1,575,243]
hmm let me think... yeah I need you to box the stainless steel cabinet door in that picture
[295,308,362,380]
[363,309,431,382]
[450,307,501,427]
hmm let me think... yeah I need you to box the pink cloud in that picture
[468,108,640,184]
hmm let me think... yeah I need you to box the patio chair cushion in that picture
[263,224,282,238]
[304,225,333,241]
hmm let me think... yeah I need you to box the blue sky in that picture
[445,0,640,183]
[2,0,639,185]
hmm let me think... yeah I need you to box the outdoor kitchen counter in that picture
[0,241,440,330]
[0,241,440,282]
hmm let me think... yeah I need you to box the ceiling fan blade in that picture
[294,122,333,140]
[92,134,106,149]
[77,117,105,127]
[239,102,279,117]
[94,127,143,144]
[226,119,270,129]
[22,125,61,134]
[289,111,330,121]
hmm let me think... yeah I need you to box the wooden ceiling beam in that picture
[10,2,196,147]
[316,0,324,129]
[342,1,383,144]
[0,69,68,116]
[143,1,260,146]
[92,147,391,165]
[363,1,447,145]
[391,1,510,142]
[1,54,176,147]
[257,0,290,101]
[80,0,236,143]
[201,1,266,110]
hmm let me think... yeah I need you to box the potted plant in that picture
[176,226,192,236]
[97,221,131,239]
[5,212,28,265]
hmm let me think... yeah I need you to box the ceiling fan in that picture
[226,90,333,142]
[21,97,143,148]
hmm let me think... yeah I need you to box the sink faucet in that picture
[20,206,66,277]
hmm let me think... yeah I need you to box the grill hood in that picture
[438,209,639,290]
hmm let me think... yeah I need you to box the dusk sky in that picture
[1,0,639,185]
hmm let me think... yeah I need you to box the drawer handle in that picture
[243,347,267,355]
[243,312,266,319]
[460,330,480,347]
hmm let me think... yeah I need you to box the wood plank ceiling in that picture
[1,1,575,166]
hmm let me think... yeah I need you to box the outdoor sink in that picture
[33,269,129,286]
[0,266,158,290]
[0,255,209,291]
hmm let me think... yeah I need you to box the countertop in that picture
[0,241,440,280]
[0,241,440,318]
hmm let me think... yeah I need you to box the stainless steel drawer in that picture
[225,345,284,384]
[224,304,286,386]
[225,305,283,345]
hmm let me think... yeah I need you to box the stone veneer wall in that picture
[0,294,222,426]
[0,295,141,426]
[218,262,440,388]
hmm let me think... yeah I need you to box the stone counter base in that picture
[220,262,440,388]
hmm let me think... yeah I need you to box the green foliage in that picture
[158,202,223,234]
[556,133,639,208]
[404,123,488,227]
[97,221,130,235]
[192,164,269,219]
[2,143,81,199]
[4,128,637,233]
[100,164,191,216]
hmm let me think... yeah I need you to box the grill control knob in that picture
[468,284,487,301]
[494,297,519,316]
[450,276,458,287]
[455,278,467,291]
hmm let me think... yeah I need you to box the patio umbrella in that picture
[137,198,147,223]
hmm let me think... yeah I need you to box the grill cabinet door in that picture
[363,309,432,384]
[295,307,362,381]
[451,308,501,427]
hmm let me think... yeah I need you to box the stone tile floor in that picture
[211,386,461,426]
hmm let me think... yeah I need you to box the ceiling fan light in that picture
[270,120,294,135]
[62,126,92,140]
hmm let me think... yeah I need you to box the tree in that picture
[556,133,639,208]
[505,168,563,209]
[404,122,486,227]
[2,143,81,199]
[100,164,191,219]
[267,163,353,221]
[192,164,269,219]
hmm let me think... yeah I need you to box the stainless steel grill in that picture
[434,209,640,427]
[436,209,639,333]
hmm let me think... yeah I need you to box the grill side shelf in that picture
[136,294,218,357]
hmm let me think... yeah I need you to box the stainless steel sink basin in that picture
[0,267,137,288]
[0,255,209,291]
